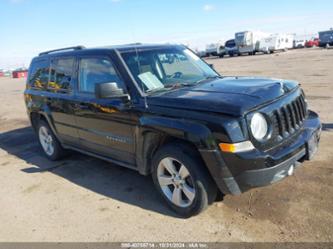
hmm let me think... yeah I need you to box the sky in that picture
[0,0,332,69]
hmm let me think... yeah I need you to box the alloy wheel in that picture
[157,157,196,208]
[38,126,54,156]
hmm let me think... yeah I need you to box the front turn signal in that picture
[219,141,255,153]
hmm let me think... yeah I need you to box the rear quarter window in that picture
[28,59,50,89]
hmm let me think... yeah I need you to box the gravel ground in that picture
[0,47,332,242]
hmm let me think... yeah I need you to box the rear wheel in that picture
[37,120,66,160]
[152,143,217,217]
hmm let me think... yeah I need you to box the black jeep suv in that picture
[24,44,321,217]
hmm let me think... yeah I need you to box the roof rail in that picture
[39,46,85,56]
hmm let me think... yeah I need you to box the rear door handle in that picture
[74,103,89,110]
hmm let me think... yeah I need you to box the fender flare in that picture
[28,103,62,143]
[136,116,217,175]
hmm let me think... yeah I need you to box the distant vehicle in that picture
[225,39,239,57]
[259,34,294,53]
[3,71,12,77]
[205,42,225,57]
[294,39,306,48]
[0,70,4,77]
[235,31,266,55]
[12,68,28,78]
[193,49,207,58]
[305,38,319,48]
[319,29,333,47]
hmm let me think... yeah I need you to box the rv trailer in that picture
[205,41,226,57]
[235,31,266,55]
[259,33,294,53]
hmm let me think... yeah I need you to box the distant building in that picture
[12,68,28,78]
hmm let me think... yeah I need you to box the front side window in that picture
[78,58,123,93]
[49,58,74,92]
[121,47,219,93]
[28,59,49,89]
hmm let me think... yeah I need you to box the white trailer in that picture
[205,41,226,57]
[235,31,267,55]
[259,33,294,53]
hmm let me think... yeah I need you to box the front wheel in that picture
[152,144,217,217]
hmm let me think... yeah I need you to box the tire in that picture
[219,54,224,58]
[152,143,218,218]
[37,120,66,161]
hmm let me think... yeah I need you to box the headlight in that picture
[250,113,268,140]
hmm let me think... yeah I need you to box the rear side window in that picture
[28,59,50,89]
[78,57,124,93]
[49,57,74,92]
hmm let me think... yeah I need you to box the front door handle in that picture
[74,103,89,110]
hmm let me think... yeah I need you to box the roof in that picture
[36,43,183,59]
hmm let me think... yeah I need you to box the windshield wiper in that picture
[145,87,167,94]
[165,82,194,90]
[195,75,222,84]
[146,80,209,94]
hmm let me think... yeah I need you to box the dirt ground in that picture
[0,48,332,242]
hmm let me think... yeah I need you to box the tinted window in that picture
[28,59,50,89]
[78,58,123,93]
[49,58,74,92]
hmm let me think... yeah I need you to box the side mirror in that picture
[95,82,129,100]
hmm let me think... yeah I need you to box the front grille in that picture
[272,94,307,139]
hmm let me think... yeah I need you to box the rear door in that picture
[72,55,136,165]
[46,56,80,146]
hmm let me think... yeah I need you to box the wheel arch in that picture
[29,110,60,142]
[136,116,217,175]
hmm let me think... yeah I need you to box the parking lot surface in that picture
[0,48,332,242]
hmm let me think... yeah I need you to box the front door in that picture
[72,55,136,165]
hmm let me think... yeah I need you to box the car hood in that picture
[147,76,299,116]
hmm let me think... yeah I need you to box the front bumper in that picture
[200,110,321,195]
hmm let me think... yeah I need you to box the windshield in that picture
[235,32,251,46]
[225,40,236,48]
[235,33,245,43]
[120,47,219,93]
